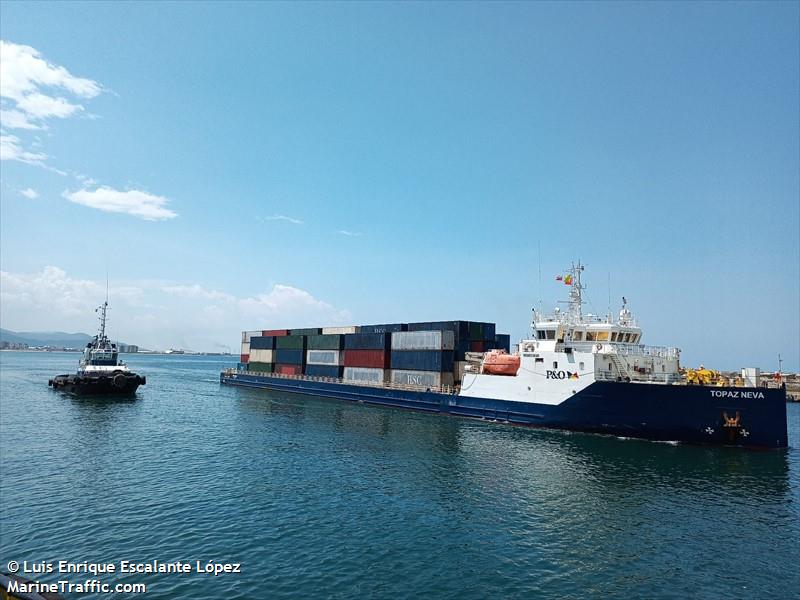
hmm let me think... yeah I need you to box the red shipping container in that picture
[470,341,486,352]
[343,350,389,369]
[276,364,302,375]
[263,329,289,336]
[240,354,249,363]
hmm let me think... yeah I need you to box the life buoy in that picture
[596,343,602,351]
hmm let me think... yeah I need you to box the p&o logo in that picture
[546,370,579,380]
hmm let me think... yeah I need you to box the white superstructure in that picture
[460,261,681,404]
[79,301,131,374]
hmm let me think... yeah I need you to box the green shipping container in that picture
[248,362,274,373]
[307,334,344,350]
[290,328,322,336]
[276,335,306,350]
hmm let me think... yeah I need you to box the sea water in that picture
[1,352,798,599]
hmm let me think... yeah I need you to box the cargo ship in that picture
[221,263,788,449]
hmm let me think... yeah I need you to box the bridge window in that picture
[537,330,546,340]
[611,332,618,342]
[586,331,596,341]
[631,334,639,344]
[621,333,630,343]
[546,330,555,340]
[573,331,584,341]
[596,331,609,341]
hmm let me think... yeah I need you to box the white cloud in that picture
[0,40,102,168]
[0,267,351,352]
[63,186,178,221]
[19,187,39,199]
[0,109,41,130]
[261,214,304,225]
[337,230,362,237]
[0,133,47,164]
[162,284,235,302]
[0,40,101,126]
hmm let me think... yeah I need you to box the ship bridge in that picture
[521,262,681,383]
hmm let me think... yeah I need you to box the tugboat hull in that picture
[48,372,145,395]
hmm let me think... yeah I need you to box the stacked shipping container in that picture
[341,332,391,383]
[305,334,345,378]
[238,321,510,389]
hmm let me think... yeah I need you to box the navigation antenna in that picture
[96,272,109,342]
[567,260,585,322]
[96,300,108,341]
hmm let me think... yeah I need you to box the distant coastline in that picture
[0,348,232,356]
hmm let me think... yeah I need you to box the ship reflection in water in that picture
[233,388,797,598]
[234,387,793,498]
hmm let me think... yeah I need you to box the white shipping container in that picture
[307,350,342,365]
[391,330,455,351]
[321,326,361,335]
[250,349,274,363]
[390,369,454,388]
[241,342,250,355]
[343,367,387,384]
[242,330,261,343]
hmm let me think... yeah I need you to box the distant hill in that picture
[0,328,93,348]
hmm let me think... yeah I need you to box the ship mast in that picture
[567,260,585,323]
[96,301,108,341]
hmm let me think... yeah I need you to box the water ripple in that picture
[1,352,798,599]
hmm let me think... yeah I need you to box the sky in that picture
[0,1,798,369]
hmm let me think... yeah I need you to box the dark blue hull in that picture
[220,372,788,449]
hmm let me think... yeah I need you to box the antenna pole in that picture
[567,260,585,322]
[537,241,542,312]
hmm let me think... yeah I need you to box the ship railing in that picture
[610,344,680,359]
[224,368,458,395]
[594,369,682,385]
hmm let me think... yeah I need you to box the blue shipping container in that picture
[390,350,454,372]
[407,321,470,338]
[275,348,304,365]
[482,323,496,341]
[344,333,390,350]
[305,364,344,379]
[495,334,511,353]
[454,338,471,361]
[359,323,407,334]
[249,336,275,350]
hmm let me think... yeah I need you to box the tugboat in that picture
[48,301,145,395]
